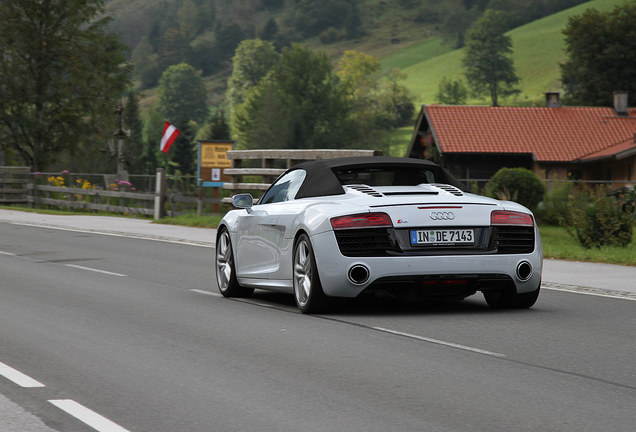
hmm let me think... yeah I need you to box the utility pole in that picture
[114,104,130,180]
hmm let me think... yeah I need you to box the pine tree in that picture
[261,18,279,41]
[208,111,231,140]
[123,93,152,174]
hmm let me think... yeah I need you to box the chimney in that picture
[546,92,560,108]
[614,91,628,116]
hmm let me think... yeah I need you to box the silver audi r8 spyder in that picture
[216,157,543,313]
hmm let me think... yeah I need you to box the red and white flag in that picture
[160,121,181,153]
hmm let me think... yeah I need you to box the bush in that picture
[535,180,574,226]
[489,167,545,212]
[566,185,633,248]
[615,186,636,221]
[318,27,343,44]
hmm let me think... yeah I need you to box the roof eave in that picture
[577,146,636,164]
[422,106,444,156]
[405,105,427,158]
[616,146,636,160]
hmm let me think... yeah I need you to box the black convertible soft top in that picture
[284,156,467,200]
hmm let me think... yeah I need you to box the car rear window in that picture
[334,167,437,187]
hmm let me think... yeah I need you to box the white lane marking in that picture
[5,221,215,248]
[0,361,45,388]
[373,327,507,358]
[543,285,636,301]
[190,289,222,297]
[64,264,127,277]
[49,400,131,432]
[0,250,16,255]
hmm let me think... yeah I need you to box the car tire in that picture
[215,228,254,298]
[484,281,540,309]
[293,233,330,314]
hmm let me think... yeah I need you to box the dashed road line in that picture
[372,327,507,358]
[0,361,129,432]
[0,249,127,276]
[190,289,222,297]
[0,361,45,388]
[49,400,131,432]
[64,264,127,277]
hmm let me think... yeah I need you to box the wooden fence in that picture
[5,150,383,214]
[0,167,30,205]
[222,149,382,203]
[26,183,157,215]
[22,169,222,219]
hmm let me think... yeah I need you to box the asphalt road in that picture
[0,212,635,431]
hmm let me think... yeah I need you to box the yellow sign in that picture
[201,142,233,168]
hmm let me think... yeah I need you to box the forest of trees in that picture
[2,0,633,176]
[115,0,592,90]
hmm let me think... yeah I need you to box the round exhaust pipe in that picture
[516,261,532,281]
[348,265,370,285]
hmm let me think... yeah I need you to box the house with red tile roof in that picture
[406,93,636,187]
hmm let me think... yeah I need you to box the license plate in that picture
[410,229,474,246]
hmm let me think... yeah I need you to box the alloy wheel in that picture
[216,231,233,292]
[294,239,312,307]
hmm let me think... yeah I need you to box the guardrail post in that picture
[119,185,126,215]
[68,185,75,211]
[30,181,36,209]
[154,168,166,220]
[93,191,100,214]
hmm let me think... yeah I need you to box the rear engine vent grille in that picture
[345,185,384,197]
[493,227,534,253]
[334,228,393,256]
[431,183,464,196]
[383,191,438,196]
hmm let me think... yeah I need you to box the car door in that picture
[235,169,307,279]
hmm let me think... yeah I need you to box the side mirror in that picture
[232,193,254,210]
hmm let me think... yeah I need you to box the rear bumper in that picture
[311,229,543,298]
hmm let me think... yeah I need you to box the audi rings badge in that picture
[430,211,455,220]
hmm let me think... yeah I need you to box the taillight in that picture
[491,210,534,227]
[330,212,393,230]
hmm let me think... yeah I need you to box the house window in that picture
[567,169,582,180]
[606,167,612,181]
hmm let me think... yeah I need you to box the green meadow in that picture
[383,0,629,106]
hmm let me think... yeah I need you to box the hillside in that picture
[102,0,627,116]
[392,0,630,105]
[104,0,447,71]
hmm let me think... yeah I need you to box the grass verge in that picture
[539,225,636,267]
[152,213,224,228]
